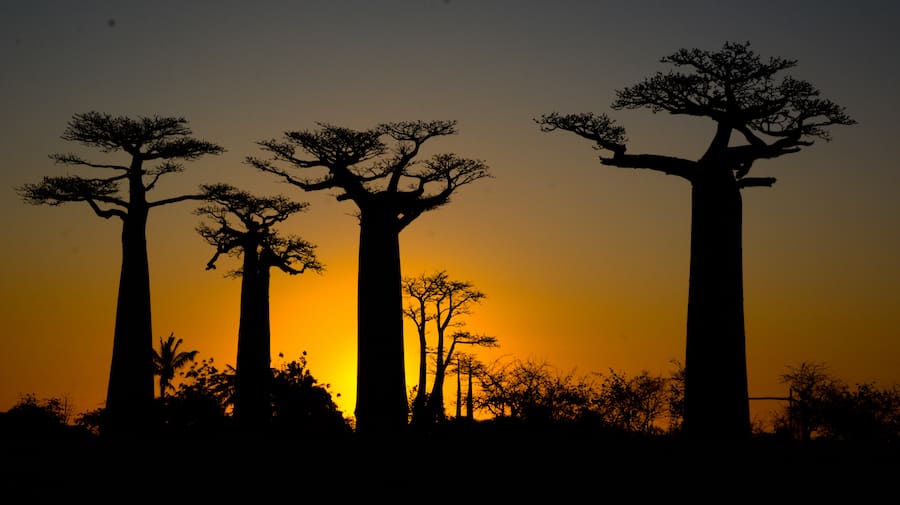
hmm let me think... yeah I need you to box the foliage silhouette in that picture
[16,111,224,438]
[0,394,93,441]
[196,183,323,433]
[537,41,855,440]
[268,352,354,438]
[775,361,900,442]
[592,368,671,435]
[476,358,597,425]
[402,270,497,427]
[248,120,490,434]
[152,332,199,399]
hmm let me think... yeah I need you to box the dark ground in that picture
[2,433,897,500]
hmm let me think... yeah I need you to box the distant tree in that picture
[820,382,900,442]
[17,112,224,437]
[476,358,595,424]
[164,358,235,437]
[402,270,496,426]
[450,352,485,421]
[775,361,900,442]
[666,360,686,433]
[0,394,93,440]
[776,361,838,441]
[196,183,323,432]
[592,369,669,435]
[402,270,444,423]
[537,42,855,440]
[152,332,199,399]
[249,120,490,434]
[269,352,354,438]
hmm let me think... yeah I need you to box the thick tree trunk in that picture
[234,248,273,432]
[354,210,408,435]
[106,201,154,437]
[684,170,751,440]
[428,361,448,423]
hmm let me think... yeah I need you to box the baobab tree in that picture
[17,111,224,437]
[402,270,445,424]
[452,352,486,421]
[248,120,490,434]
[402,270,497,426]
[537,41,855,440]
[196,183,323,432]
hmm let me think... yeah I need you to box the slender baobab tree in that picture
[248,120,490,434]
[537,41,855,440]
[197,183,323,432]
[402,270,496,426]
[18,111,224,437]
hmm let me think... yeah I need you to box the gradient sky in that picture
[2,0,899,425]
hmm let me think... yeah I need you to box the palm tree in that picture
[152,333,199,399]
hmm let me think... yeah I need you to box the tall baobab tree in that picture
[152,332,199,399]
[248,120,490,434]
[197,183,323,432]
[537,41,855,440]
[402,270,496,426]
[17,111,224,437]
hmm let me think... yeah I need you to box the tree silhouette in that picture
[152,332,199,399]
[593,368,669,435]
[196,183,323,432]
[248,120,490,434]
[477,358,595,424]
[17,111,224,437]
[402,270,496,426]
[402,271,445,424]
[537,41,855,440]
[451,352,485,421]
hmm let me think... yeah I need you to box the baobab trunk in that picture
[411,335,428,427]
[234,249,273,432]
[355,209,409,434]
[428,362,448,423]
[684,169,751,440]
[106,182,154,437]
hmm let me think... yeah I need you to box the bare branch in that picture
[736,177,777,188]
[541,42,854,184]
[17,175,128,209]
[196,183,322,277]
[49,153,129,171]
[535,112,627,154]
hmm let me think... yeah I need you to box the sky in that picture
[2,0,899,426]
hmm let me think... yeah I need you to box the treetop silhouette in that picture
[249,120,491,435]
[537,41,855,440]
[198,183,324,277]
[196,183,323,432]
[17,111,224,438]
[538,41,854,187]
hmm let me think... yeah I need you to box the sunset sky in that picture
[2,1,898,425]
